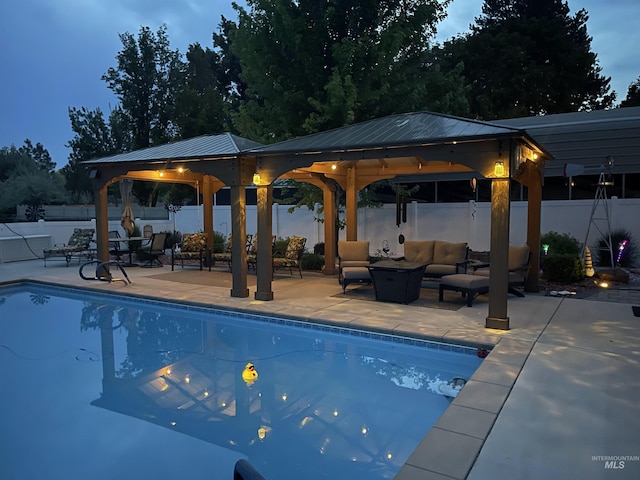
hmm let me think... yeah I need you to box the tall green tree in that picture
[438,0,614,119]
[0,144,69,216]
[225,0,466,142]
[63,107,127,203]
[173,43,228,138]
[101,25,187,206]
[102,24,186,149]
[18,139,56,173]
[620,76,640,107]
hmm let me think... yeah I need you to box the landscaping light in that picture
[617,240,628,264]
[542,244,550,255]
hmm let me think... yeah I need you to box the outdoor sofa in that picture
[400,240,469,278]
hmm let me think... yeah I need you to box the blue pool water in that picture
[0,283,483,480]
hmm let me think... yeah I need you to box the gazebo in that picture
[85,111,552,330]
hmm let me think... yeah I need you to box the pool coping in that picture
[1,278,531,480]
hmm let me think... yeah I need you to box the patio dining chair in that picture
[137,232,168,267]
[108,230,129,263]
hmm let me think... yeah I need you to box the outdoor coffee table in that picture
[367,260,426,304]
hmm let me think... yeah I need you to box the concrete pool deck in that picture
[1,259,639,479]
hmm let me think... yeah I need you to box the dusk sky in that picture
[1,0,638,169]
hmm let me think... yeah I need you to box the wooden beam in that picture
[486,178,511,330]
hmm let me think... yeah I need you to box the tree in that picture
[224,0,466,142]
[0,144,69,216]
[102,24,186,149]
[620,76,640,107]
[18,139,56,173]
[100,25,187,206]
[63,107,127,203]
[173,43,228,138]
[438,0,614,119]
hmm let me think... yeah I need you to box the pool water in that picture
[0,284,483,480]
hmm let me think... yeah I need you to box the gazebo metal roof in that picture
[250,111,531,155]
[83,133,264,165]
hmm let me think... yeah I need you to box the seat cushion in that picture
[342,267,371,281]
[182,233,207,252]
[403,241,435,264]
[509,245,530,270]
[441,274,489,289]
[338,241,370,262]
[433,241,467,264]
[424,264,459,276]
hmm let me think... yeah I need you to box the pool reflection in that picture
[81,302,476,480]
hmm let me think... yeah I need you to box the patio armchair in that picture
[171,232,211,271]
[137,232,168,267]
[471,245,531,297]
[43,228,95,267]
[337,240,372,293]
[272,236,306,277]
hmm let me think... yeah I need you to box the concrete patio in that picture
[1,258,639,479]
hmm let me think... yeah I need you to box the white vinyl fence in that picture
[1,198,639,262]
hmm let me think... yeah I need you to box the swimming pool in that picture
[0,283,484,479]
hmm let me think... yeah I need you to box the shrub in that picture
[313,242,325,255]
[273,237,289,257]
[165,230,182,249]
[592,228,638,268]
[213,230,226,253]
[302,253,324,270]
[540,231,581,256]
[541,254,585,283]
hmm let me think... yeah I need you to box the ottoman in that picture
[341,266,372,293]
[439,274,490,307]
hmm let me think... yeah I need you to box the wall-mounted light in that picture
[252,173,261,185]
[494,161,505,177]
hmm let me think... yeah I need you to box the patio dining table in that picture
[108,236,150,266]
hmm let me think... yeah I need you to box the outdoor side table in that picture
[367,260,426,304]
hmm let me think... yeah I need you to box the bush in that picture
[273,237,289,257]
[592,228,638,268]
[302,253,324,270]
[540,231,581,256]
[541,254,585,283]
[165,230,182,249]
[213,230,226,253]
[313,242,325,255]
